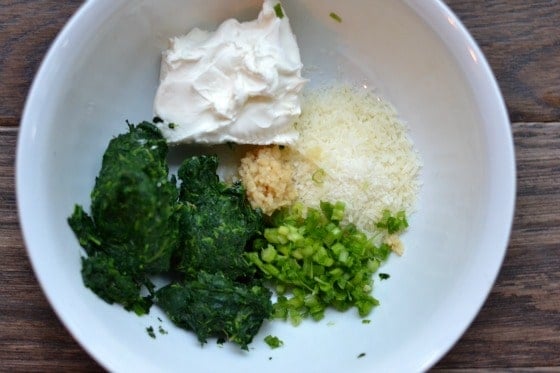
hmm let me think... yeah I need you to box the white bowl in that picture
[17,0,515,372]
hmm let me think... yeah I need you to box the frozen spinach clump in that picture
[175,155,264,280]
[156,155,271,348]
[156,272,272,350]
[68,122,181,315]
[67,126,271,349]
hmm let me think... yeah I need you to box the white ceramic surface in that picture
[17,0,515,372]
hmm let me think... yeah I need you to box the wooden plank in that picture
[0,0,82,122]
[436,122,560,368]
[445,0,560,122]
[0,127,102,371]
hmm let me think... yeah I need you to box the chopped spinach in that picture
[68,123,270,350]
[156,272,272,350]
[68,122,181,314]
[176,155,264,280]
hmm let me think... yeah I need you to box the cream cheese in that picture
[153,0,307,145]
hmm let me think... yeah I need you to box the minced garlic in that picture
[239,146,297,215]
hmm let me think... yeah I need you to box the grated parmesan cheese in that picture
[287,85,421,244]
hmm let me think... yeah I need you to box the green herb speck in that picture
[358,352,366,358]
[362,319,371,324]
[168,122,176,129]
[274,3,284,19]
[152,116,163,123]
[264,335,284,349]
[146,326,156,339]
[379,273,390,280]
[158,325,168,335]
[312,168,326,184]
[329,12,342,23]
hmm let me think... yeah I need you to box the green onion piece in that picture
[312,168,326,184]
[331,201,345,222]
[261,245,277,263]
[264,335,284,349]
[329,12,342,23]
[274,3,284,19]
[376,210,409,234]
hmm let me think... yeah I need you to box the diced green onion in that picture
[329,12,342,23]
[261,245,277,263]
[274,3,284,19]
[247,201,403,324]
[376,209,409,234]
[312,168,326,184]
[264,335,284,349]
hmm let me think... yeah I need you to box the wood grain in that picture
[0,0,83,122]
[1,0,560,371]
[444,0,560,122]
[435,123,560,369]
[0,127,102,371]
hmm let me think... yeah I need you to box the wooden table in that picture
[1,1,559,371]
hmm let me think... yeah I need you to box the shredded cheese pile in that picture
[288,85,421,243]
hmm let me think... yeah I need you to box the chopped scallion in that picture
[264,335,284,349]
[274,3,284,19]
[329,12,342,23]
[375,210,409,234]
[312,168,326,184]
[248,201,396,324]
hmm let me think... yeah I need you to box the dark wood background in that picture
[1,0,559,371]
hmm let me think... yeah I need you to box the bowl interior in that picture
[17,0,514,372]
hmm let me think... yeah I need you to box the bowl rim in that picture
[16,0,516,371]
